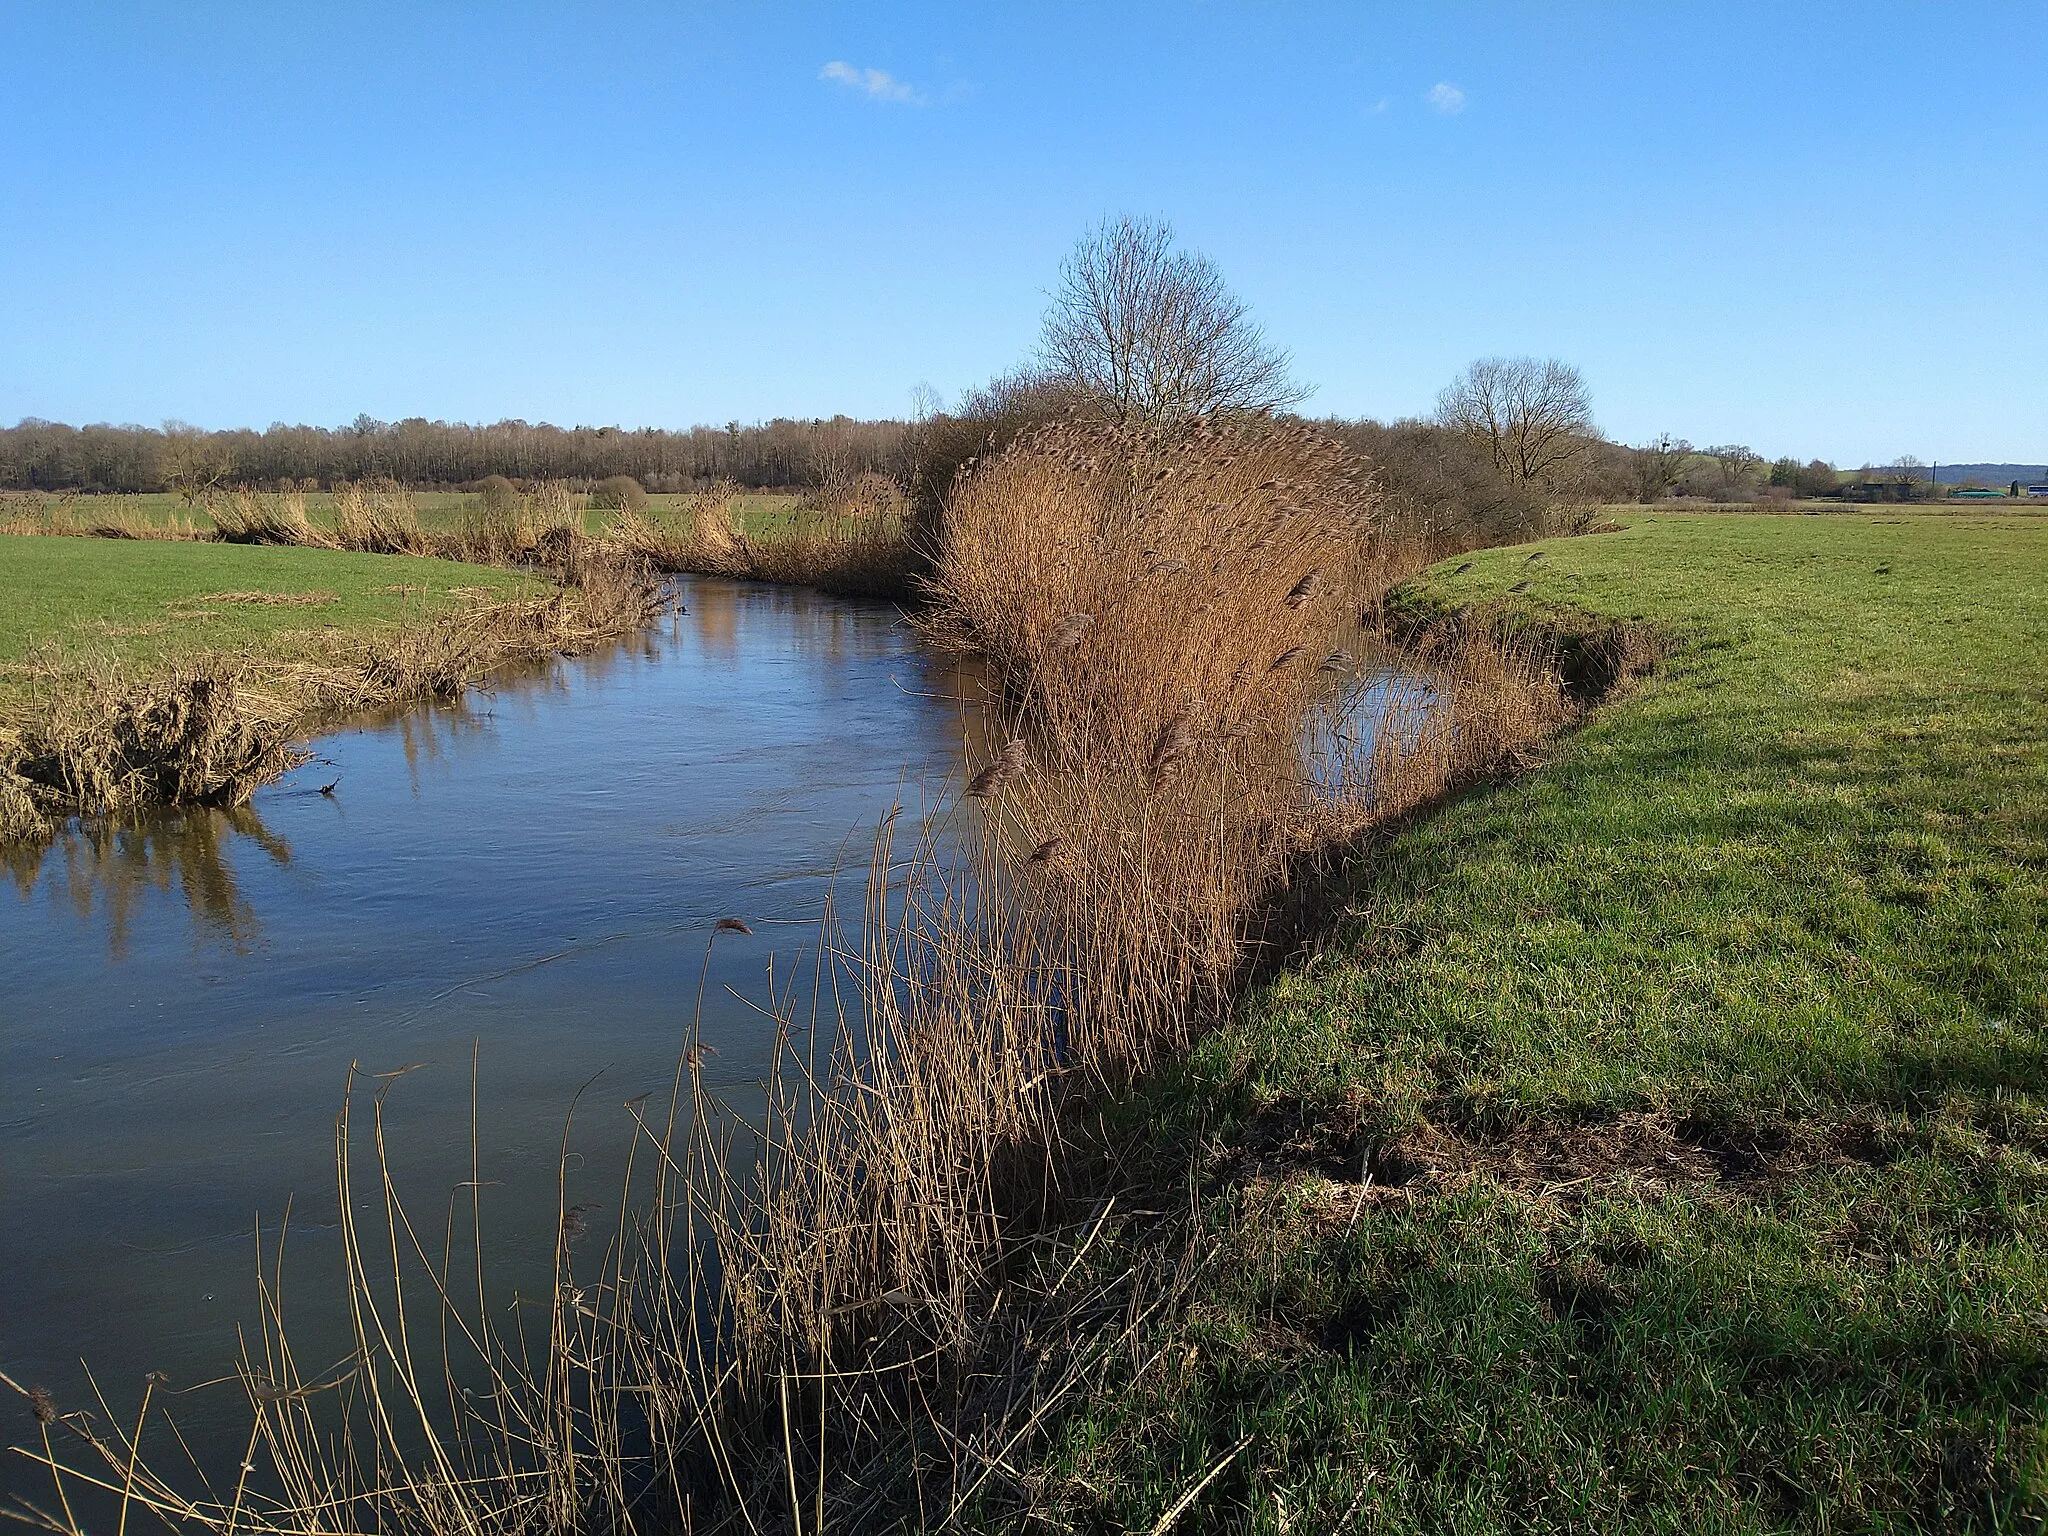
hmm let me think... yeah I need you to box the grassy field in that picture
[0,488,803,538]
[1042,512,2048,1531]
[0,534,540,692]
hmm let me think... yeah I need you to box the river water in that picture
[0,577,984,1483]
[0,578,1431,1493]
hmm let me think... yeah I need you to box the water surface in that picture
[0,577,979,1481]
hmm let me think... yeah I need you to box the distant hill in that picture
[1930,463,2048,485]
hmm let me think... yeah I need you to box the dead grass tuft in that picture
[332,479,429,555]
[203,488,328,547]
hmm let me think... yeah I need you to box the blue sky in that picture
[2,2,2042,465]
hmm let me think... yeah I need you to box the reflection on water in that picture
[0,576,980,1488]
[16,805,294,958]
[1309,666,1441,795]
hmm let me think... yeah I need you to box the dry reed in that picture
[0,493,200,541]
[332,480,429,555]
[204,488,328,547]
[614,477,914,597]
[446,480,584,564]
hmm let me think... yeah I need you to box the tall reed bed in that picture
[448,480,583,564]
[201,481,570,563]
[332,480,429,555]
[205,488,326,546]
[4,421,1580,1529]
[615,476,913,597]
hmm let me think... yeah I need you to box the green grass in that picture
[1039,512,2048,1532]
[0,534,538,693]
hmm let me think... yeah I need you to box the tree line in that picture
[0,415,915,497]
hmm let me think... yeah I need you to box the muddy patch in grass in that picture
[1222,1097,1887,1216]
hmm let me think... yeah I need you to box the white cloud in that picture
[1425,81,1466,114]
[1369,96,1390,114]
[819,60,921,104]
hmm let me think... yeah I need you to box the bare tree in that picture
[1630,433,1692,503]
[159,422,235,505]
[1435,357,1595,486]
[1707,444,1764,481]
[1038,216,1306,433]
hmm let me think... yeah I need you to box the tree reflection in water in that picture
[7,803,292,958]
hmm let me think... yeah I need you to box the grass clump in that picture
[331,479,429,554]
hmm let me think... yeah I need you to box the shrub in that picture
[589,474,648,512]
[1322,419,1552,550]
[475,475,520,515]
[928,415,1377,758]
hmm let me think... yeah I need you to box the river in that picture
[0,577,981,1484]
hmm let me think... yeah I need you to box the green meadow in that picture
[0,534,539,692]
[1049,512,2048,1531]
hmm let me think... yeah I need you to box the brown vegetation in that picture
[331,479,429,554]
[203,487,323,546]
[0,492,200,540]
[449,479,583,563]
[588,473,649,512]
[615,475,915,597]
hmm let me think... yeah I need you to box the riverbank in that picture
[1031,511,2048,1529]
[0,534,662,839]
